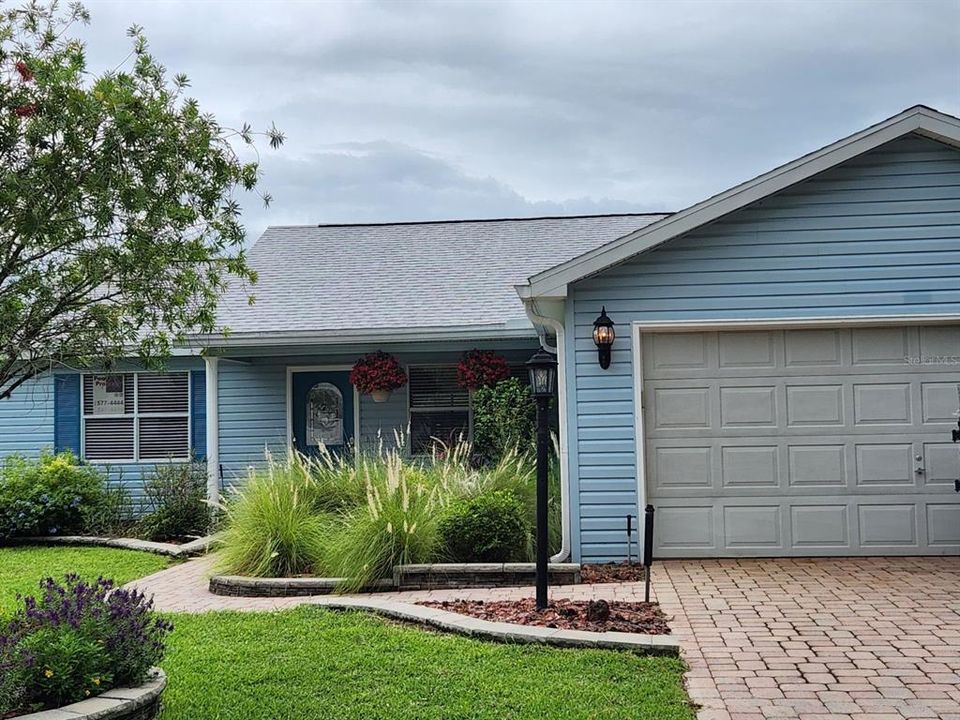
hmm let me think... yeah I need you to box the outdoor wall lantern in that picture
[592,306,616,369]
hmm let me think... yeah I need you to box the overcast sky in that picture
[77,0,960,240]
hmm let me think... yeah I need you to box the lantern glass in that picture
[593,323,615,347]
[526,349,558,399]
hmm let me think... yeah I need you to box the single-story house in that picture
[4,104,959,561]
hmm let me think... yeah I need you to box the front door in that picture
[291,371,354,456]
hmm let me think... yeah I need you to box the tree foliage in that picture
[0,0,283,399]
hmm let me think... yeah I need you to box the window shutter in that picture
[139,417,189,459]
[191,370,206,460]
[137,374,188,413]
[54,374,81,455]
[84,418,135,460]
[408,367,469,408]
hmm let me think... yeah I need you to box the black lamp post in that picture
[526,347,558,610]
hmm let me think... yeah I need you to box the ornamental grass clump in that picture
[322,451,444,592]
[0,575,172,716]
[214,454,331,577]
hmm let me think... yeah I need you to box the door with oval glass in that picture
[291,370,355,456]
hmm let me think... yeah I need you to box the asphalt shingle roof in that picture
[215,213,667,338]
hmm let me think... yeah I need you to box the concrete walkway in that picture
[128,556,960,720]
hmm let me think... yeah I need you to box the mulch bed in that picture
[418,598,670,635]
[581,562,647,584]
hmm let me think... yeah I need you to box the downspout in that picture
[204,355,220,505]
[522,298,571,563]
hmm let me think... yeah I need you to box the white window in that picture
[82,373,190,462]
[408,366,470,454]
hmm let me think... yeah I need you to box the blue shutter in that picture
[54,374,81,456]
[191,370,207,460]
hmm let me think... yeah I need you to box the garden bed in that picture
[418,598,671,635]
[11,669,166,720]
[581,562,647,584]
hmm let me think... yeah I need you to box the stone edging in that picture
[13,668,166,720]
[313,598,680,655]
[9,535,217,558]
[210,562,582,597]
[210,575,395,596]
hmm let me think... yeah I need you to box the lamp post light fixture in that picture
[526,347,558,610]
[592,307,616,369]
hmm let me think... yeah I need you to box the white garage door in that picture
[643,325,960,557]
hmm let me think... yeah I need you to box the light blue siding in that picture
[218,360,288,486]
[0,374,56,457]
[568,134,960,562]
[215,344,538,482]
[0,359,206,509]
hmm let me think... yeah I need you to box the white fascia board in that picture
[192,324,539,350]
[522,106,960,297]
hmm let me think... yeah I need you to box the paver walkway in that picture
[128,556,960,720]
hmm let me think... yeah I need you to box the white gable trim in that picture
[519,105,960,299]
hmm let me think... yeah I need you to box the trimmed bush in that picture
[0,452,107,539]
[437,490,530,563]
[138,460,211,542]
[0,574,172,716]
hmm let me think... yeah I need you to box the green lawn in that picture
[160,607,695,720]
[0,545,170,613]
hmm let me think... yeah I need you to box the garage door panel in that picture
[786,384,844,426]
[791,505,851,549]
[720,446,780,488]
[784,329,843,367]
[851,327,911,364]
[645,325,960,558]
[927,504,960,546]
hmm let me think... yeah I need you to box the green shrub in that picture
[0,452,107,538]
[137,460,211,541]
[214,455,330,577]
[437,490,530,562]
[81,480,137,537]
[472,378,536,465]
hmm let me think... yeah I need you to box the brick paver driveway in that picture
[130,555,960,719]
[655,557,960,720]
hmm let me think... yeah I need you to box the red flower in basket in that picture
[350,351,407,402]
[456,349,509,391]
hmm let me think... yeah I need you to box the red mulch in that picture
[418,598,670,635]
[581,562,647,584]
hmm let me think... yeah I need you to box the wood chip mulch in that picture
[418,598,670,635]
[580,562,647,584]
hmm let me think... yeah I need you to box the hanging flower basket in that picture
[350,351,407,402]
[456,349,510,392]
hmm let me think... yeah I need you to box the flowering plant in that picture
[349,351,407,395]
[0,575,173,715]
[456,349,510,391]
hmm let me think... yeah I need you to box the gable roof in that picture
[518,105,960,299]
[210,213,667,345]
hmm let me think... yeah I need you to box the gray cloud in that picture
[76,0,960,240]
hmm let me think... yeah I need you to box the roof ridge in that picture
[264,211,673,231]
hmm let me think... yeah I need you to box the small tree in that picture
[0,1,284,400]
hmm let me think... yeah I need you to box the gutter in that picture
[520,293,571,563]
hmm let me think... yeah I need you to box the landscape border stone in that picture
[12,668,166,720]
[209,562,582,596]
[312,598,680,656]
[7,535,216,558]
